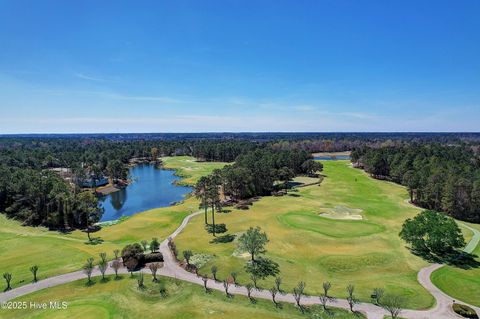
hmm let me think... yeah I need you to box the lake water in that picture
[314,155,351,160]
[99,164,192,221]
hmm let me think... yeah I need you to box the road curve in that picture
[1,211,479,319]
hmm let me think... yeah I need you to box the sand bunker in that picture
[319,205,363,220]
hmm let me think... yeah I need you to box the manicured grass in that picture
[0,157,223,291]
[2,275,363,319]
[162,156,228,186]
[175,161,435,309]
[430,222,480,307]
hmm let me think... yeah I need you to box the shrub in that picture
[210,234,236,243]
[189,253,213,269]
[121,243,144,271]
[452,303,479,319]
[205,223,227,234]
[144,252,164,263]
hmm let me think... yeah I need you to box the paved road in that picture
[1,212,479,319]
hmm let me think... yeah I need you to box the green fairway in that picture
[1,275,363,319]
[278,211,385,238]
[430,222,480,307]
[162,156,228,186]
[174,161,435,309]
[0,157,223,290]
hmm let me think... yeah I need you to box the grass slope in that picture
[175,161,434,309]
[430,222,480,307]
[162,156,228,186]
[1,275,363,319]
[0,157,223,290]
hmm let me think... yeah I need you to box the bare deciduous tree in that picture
[202,275,209,293]
[269,287,279,307]
[111,260,121,279]
[246,283,254,302]
[319,281,336,310]
[381,293,405,319]
[346,284,359,313]
[3,272,12,291]
[149,262,160,281]
[30,265,39,283]
[293,281,306,313]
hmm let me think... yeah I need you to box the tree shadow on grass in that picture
[410,248,480,269]
[84,280,96,287]
[84,237,104,245]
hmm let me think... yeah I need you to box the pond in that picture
[99,164,192,221]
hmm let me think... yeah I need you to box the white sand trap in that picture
[319,205,363,220]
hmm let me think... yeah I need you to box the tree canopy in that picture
[399,210,465,256]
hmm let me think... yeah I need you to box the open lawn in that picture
[0,157,223,291]
[175,161,435,309]
[162,156,228,186]
[0,275,363,319]
[431,222,480,307]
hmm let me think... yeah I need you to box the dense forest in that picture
[1,134,480,230]
[219,149,321,199]
[352,144,480,222]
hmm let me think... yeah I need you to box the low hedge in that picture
[452,303,479,319]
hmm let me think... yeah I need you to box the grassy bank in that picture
[430,222,480,307]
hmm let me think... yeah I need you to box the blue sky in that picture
[0,0,479,133]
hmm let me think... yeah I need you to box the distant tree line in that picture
[352,143,480,222]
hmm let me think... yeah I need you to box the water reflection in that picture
[99,164,192,221]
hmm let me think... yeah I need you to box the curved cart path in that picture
[1,212,479,319]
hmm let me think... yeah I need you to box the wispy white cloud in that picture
[73,72,116,82]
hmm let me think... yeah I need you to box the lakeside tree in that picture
[30,265,39,283]
[77,191,104,242]
[195,176,210,225]
[3,272,12,291]
[107,159,128,184]
[150,147,159,161]
[400,210,465,256]
[237,226,269,261]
